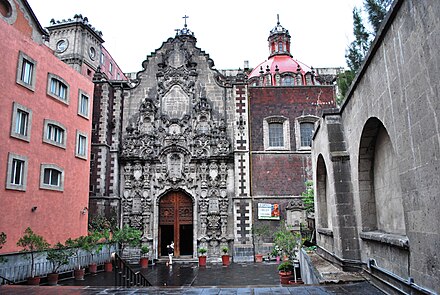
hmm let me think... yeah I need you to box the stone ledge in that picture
[317,228,334,237]
[360,231,409,249]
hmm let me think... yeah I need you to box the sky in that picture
[27,0,365,73]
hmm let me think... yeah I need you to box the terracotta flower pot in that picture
[279,271,292,284]
[74,268,85,280]
[47,273,59,286]
[198,255,207,267]
[222,255,230,266]
[104,261,113,272]
[27,276,40,285]
[140,257,149,269]
[88,263,98,274]
[255,254,263,263]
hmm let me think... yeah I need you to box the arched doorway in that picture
[159,191,193,257]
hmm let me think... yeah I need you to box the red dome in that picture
[248,55,313,79]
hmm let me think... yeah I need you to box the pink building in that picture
[0,0,93,253]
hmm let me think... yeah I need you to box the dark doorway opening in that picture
[160,225,174,256]
[179,224,193,255]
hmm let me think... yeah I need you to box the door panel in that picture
[159,191,193,257]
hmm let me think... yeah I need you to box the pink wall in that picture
[0,18,93,253]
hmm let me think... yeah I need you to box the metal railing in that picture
[114,253,151,287]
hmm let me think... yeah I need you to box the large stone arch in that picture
[358,117,405,235]
[316,154,331,229]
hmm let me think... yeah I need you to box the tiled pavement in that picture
[0,262,385,294]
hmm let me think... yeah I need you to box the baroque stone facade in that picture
[116,28,240,259]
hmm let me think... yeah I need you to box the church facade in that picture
[84,20,337,261]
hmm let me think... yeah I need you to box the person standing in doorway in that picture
[167,241,174,265]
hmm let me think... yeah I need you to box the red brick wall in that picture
[249,86,334,151]
[251,153,312,196]
[249,86,334,196]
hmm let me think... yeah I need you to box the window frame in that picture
[47,73,70,105]
[77,90,90,119]
[43,119,67,149]
[6,153,28,191]
[295,115,319,151]
[16,51,37,91]
[263,116,291,151]
[75,130,88,160]
[40,163,64,191]
[10,102,32,142]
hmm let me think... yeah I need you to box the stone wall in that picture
[312,0,440,293]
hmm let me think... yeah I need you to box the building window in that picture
[16,51,37,91]
[10,102,32,142]
[6,153,28,191]
[100,53,105,64]
[43,119,66,149]
[109,62,113,74]
[269,123,283,147]
[281,76,294,86]
[116,72,120,80]
[75,130,88,159]
[278,41,283,52]
[295,115,318,150]
[40,164,64,191]
[300,122,314,147]
[263,116,291,150]
[47,73,69,104]
[78,90,90,118]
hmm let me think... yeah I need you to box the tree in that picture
[46,242,71,274]
[364,0,392,33]
[337,0,391,101]
[113,225,142,255]
[0,232,7,263]
[301,180,315,214]
[16,227,50,278]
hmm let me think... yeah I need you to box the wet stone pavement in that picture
[0,261,385,294]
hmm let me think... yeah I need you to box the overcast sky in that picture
[27,0,365,73]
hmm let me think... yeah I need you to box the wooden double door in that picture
[159,191,193,257]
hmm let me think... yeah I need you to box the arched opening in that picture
[358,118,405,234]
[0,0,12,18]
[159,191,193,257]
[316,154,331,228]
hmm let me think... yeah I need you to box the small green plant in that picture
[140,245,149,257]
[277,260,293,272]
[46,242,71,274]
[16,227,50,278]
[221,247,228,255]
[198,247,207,256]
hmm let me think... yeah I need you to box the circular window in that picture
[0,0,12,18]
[56,39,68,52]
[89,47,96,60]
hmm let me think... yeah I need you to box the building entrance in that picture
[159,191,193,257]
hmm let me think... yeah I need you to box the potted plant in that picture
[253,224,269,263]
[277,260,293,284]
[101,229,114,272]
[83,231,104,274]
[65,235,88,280]
[46,242,71,285]
[271,246,281,263]
[198,247,207,267]
[16,227,49,285]
[221,246,230,266]
[139,245,149,269]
